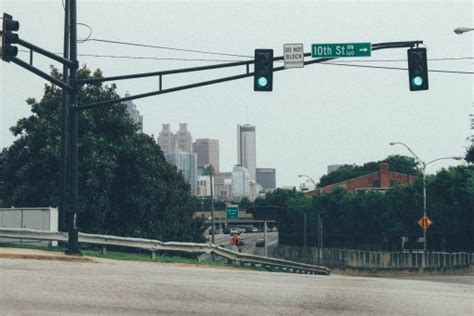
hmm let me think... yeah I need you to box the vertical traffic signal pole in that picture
[59,0,70,233]
[66,0,80,255]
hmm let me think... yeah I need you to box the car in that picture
[255,238,265,247]
[251,227,258,233]
[230,228,240,235]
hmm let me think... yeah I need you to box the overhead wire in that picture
[319,62,474,74]
[82,38,253,59]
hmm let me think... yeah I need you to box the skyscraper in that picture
[165,152,197,195]
[256,168,276,192]
[175,123,193,153]
[124,92,143,133]
[193,138,220,173]
[157,123,194,155]
[237,124,256,181]
[231,165,250,199]
[157,123,176,155]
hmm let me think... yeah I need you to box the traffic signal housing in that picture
[407,47,428,91]
[254,49,273,91]
[1,13,20,62]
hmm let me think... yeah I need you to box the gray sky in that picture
[1,0,472,187]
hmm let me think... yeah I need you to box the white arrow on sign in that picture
[359,48,368,52]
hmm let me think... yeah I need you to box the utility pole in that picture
[59,0,70,233]
[209,164,215,245]
[303,213,307,248]
[66,0,80,255]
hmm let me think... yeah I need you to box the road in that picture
[209,232,278,255]
[1,257,472,315]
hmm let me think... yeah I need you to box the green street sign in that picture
[311,42,371,58]
[226,205,239,220]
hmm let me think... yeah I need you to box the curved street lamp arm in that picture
[425,156,463,166]
[390,142,424,166]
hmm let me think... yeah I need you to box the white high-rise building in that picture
[237,124,256,181]
[123,92,143,132]
[231,165,250,199]
[165,152,197,195]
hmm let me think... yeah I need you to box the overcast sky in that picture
[1,0,472,187]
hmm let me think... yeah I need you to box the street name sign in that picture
[417,215,432,230]
[226,205,239,220]
[311,42,371,58]
[283,43,304,68]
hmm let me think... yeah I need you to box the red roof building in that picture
[305,163,416,196]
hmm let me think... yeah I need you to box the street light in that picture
[206,164,215,245]
[453,27,474,35]
[389,142,463,261]
[298,174,323,265]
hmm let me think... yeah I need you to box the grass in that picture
[0,242,267,271]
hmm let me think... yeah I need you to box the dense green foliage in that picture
[319,155,419,187]
[466,145,474,164]
[0,67,204,242]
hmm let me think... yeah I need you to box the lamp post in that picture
[207,164,215,245]
[453,27,474,35]
[389,142,463,265]
[298,174,323,264]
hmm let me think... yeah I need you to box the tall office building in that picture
[124,92,143,133]
[193,138,220,173]
[165,152,197,195]
[157,123,194,155]
[157,124,176,155]
[237,124,256,181]
[231,165,250,199]
[256,168,276,192]
[215,172,232,199]
[176,123,193,153]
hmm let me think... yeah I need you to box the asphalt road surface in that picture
[209,232,278,255]
[1,257,472,315]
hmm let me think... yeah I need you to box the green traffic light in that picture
[257,76,268,87]
[412,76,423,87]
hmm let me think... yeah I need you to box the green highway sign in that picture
[226,205,239,220]
[311,42,371,58]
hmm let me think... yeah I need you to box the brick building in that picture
[305,163,416,196]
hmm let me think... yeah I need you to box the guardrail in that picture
[0,228,330,275]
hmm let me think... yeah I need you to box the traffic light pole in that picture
[59,0,70,233]
[65,0,80,255]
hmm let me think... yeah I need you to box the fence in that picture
[0,228,330,275]
[273,245,473,272]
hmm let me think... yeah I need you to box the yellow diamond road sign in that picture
[418,215,432,230]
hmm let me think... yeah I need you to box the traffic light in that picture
[407,47,428,91]
[254,49,273,91]
[1,13,20,62]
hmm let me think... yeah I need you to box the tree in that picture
[0,66,205,242]
[466,145,474,164]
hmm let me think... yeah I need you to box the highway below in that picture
[1,256,472,315]
[209,231,278,255]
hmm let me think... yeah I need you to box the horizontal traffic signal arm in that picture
[76,41,423,111]
[8,37,78,91]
